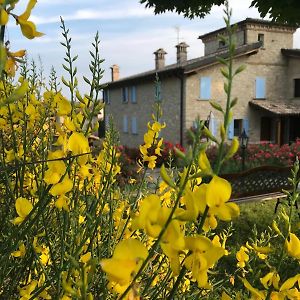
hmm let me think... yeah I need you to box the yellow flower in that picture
[285,232,300,259]
[132,194,162,237]
[240,277,265,300]
[55,195,70,211]
[175,188,199,221]
[0,8,9,25]
[280,274,300,291]
[143,130,155,145]
[49,176,73,196]
[148,121,165,133]
[54,93,72,116]
[236,246,249,268]
[260,272,276,289]
[68,132,90,155]
[19,280,38,300]
[17,0,44,39]
[184,235,225,288]
[17,18,44,39]
[79,252,91,264]
[44,160,66,185]
[221,291,232,300]
[100,239,148,294]
[198,150,212,174]
[154,138,163,156]
[12,197,33,225]
[206,176,239,221]
[40,245,50,265]
[11,243,26,258]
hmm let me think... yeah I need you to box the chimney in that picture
[154,48,167,70]
[110,64,119,81]
[176,42,189,64]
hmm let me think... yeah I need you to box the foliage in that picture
[140,0,300,24]
[1,1,300,300]
[206,140,300,173]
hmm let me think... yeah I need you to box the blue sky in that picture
[7,0,300,92]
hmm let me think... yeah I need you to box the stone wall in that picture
[105,76,182,147]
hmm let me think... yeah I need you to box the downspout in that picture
[177,70,185,146]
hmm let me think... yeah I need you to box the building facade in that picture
[103,18,300,147]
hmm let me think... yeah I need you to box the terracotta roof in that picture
[105,42,262,88]
[249,100,300,115]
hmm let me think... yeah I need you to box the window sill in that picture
[253,98,266,100]
[197,98,210,101]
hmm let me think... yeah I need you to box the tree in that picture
[140,0,300,25]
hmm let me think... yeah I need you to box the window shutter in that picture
[155,81,161,102]
[211,117,218,137]
[255,77,266,99]
[131,86,136,103]
[103,90,110,104]
[131,117,138,134]
[200,77,211,100]
[123,115,128,133]
[243,119,249,136]
[122,87,129,102]
[228,120,234,139]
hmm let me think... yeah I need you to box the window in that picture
[219,40,226,48]
[228,119,249,139]
[131,117,138,134]
[123,115,128,133]
[294,79,300,97]
[255,77,266,99]
[130,86,137,103]
[200,77,211,100]
[234,119,243,137]
[258,33,264,47]
[103,89,110,104]
[122,87,129,103]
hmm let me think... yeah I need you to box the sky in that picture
[7,0,300,92]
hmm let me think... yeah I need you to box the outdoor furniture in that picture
[221,165,293,205]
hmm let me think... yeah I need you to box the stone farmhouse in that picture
[103,18,300,147]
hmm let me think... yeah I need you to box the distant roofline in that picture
[104,42,262,88]
[198,18,298,41]
[281,48,300,58]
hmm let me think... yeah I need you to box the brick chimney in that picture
[110,64,119,81]
[154,48,167,70]
[176,42,189,64]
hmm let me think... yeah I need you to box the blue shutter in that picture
[155,81,161,102]
[131,117,138,134]
[123,115,128,133]
[122,87,129,102]
[211,117,218,137]
[200,77,211,100]
[243,118,249,136]
[103,90,110,104]
[131,86,136,103]
[228,120,234,139]
[255,77,266,99]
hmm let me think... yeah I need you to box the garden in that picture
[0,1,300,299]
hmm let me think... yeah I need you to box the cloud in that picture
[31,7,155,25]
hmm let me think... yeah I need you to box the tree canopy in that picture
[140,0,300,25]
